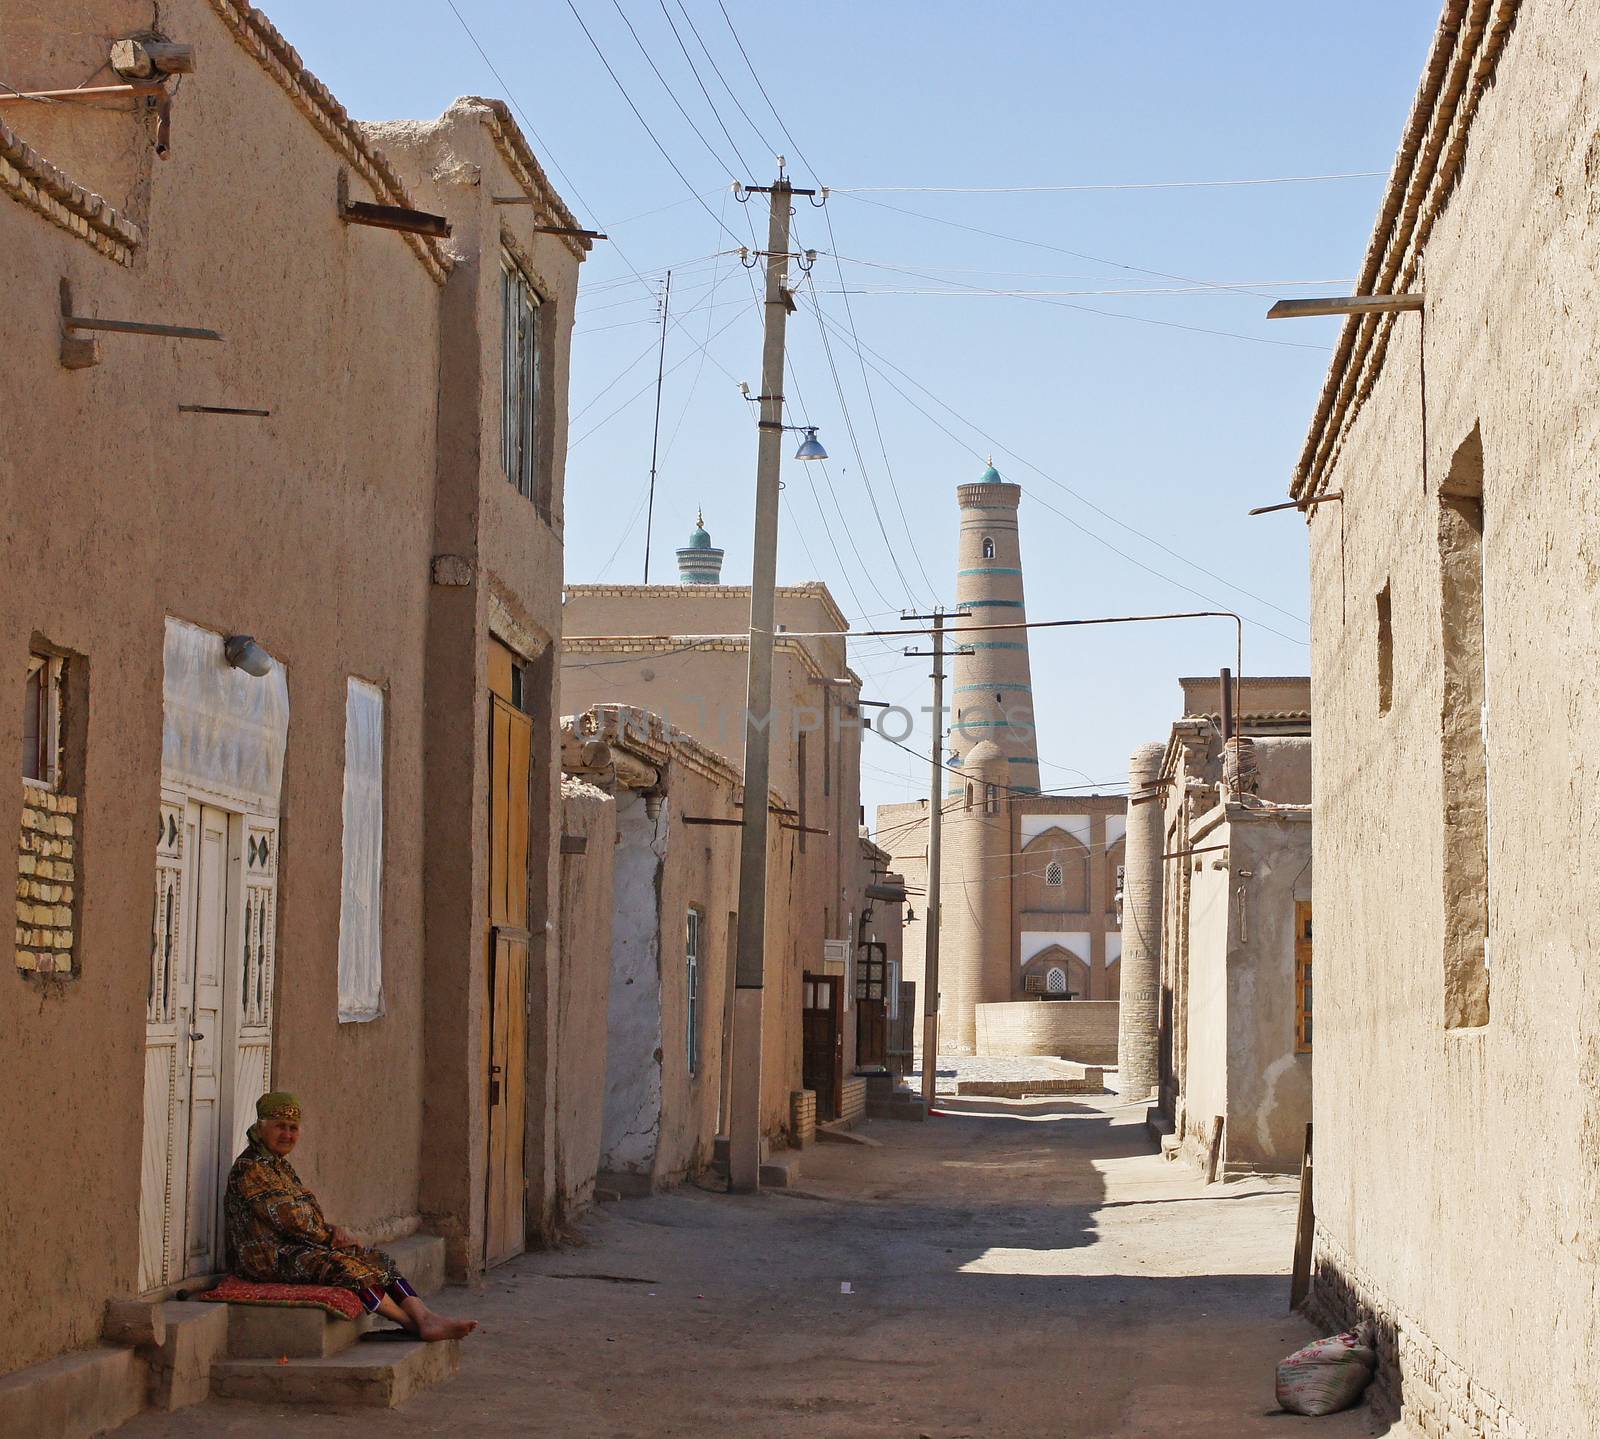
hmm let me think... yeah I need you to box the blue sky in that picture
[267,0,1439,822]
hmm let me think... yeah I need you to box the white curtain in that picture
[337,679,385,1023]
[162,618,288,810]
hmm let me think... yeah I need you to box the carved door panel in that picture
[140,795,194,1292]
[181,805,230,1277]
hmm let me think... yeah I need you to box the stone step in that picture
[0,1344,145,1439]
[227,1302,374,1360]
[152,1301,230,1410]
[385,1232,447,1297]
[867,1092,928,1122]
[712,1134,771,1166]
[757,1150,801,1188]
[209,1335,460,1408]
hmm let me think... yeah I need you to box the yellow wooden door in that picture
[485,649,532,1268]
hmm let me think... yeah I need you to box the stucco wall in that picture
[974,1000,1120,1064]
[553,780,615,1218]
[0,0,447,1377]
[1224,816,1311,1175]
[600,793,667,1176]
[1296,4,1596,1433]
[1179,837,1233,1161]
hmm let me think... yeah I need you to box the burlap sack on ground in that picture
[1275,1323,1377,1416]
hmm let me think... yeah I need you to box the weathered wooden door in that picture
[855,942,888,1068]
[485,647,532,1268]
[802,972,843,1120]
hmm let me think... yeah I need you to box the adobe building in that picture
[562,522,886,1126]
[1287,3,1597,1434]
[559,706,798,1192]
[1139,677,1313,1177]
[876,465,1125,1058]
[0,1,586,1427]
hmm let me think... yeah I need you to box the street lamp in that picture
[793,427,828,461]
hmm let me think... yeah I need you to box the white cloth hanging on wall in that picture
[162,617,289,810]
[338,679,386,1023]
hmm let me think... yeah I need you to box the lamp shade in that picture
[793,426,827,461]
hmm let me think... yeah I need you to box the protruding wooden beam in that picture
[110,39,197,77]
[178,404,270,417]
[65,316,222,341]
[1248,491,1344,516]
[341,200,451,239]
[1266,294,1423,319]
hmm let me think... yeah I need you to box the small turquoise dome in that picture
[978,457,1002,483]
[677,509,725,585]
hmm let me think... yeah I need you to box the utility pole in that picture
[903,607,971,1109]
[642,270,672,584]
[727,168,814,1192]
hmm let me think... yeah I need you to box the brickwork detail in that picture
[16,787,78,973]
[790,1089,816,1146]
[0,119,141,266]
[838,1076,867,1127]
[1306,1224,1530,1439]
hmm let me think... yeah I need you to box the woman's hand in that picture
[329,1225,359,1250]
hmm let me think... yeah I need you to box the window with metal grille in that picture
[500,256,542,505]
[1046,966,1067,995]
[1044,860,1063,887]
[686,908,701,1075]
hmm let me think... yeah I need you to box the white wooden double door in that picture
[138,792,278,1293]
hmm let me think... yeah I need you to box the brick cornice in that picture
[1291,0,1521,500]
[0,118,141,265]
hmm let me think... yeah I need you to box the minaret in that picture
[938,463,1040,1054]
[676,511,724,585]
[948,463,1039,794]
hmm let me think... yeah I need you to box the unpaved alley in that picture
[123,1092,1382,1437]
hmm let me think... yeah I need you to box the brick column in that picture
[1116,742,1165,1097]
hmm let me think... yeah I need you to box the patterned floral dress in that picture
[224,1128,398,1290]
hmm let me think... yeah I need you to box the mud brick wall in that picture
[16,788,77,973]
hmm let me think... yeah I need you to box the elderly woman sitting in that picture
[225,1092,476,1342]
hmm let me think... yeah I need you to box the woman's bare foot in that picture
[416,1311,478,1342]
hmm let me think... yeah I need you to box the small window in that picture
[981,536,995,559]
[1046,966,1067,995]
[1295,900,1313,1052]
[22,652,63,788]
[501,256,542,506]
[984,782,999,815]
[964,782,973,812]
[686,908,701,1075]
[1044,860,1063,887]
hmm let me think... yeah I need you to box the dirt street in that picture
[124,1092,1384,1437]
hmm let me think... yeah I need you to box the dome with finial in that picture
[978,456,1003,484]
[677,509,725,584]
